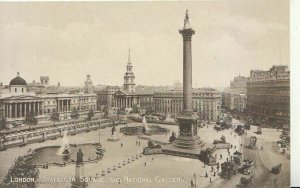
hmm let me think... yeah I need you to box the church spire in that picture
[128,48,132,65]
[124,48,135,92]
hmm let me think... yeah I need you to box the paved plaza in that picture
[0,120,254,188]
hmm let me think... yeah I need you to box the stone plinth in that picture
[71,164,88,188]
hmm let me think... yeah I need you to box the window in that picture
[15,88,17,92]
[22,88,24,92]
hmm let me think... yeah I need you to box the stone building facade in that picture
[153,88,221,121]
[0,73,97,124]
[96,86,120,109]
[230,75,250,94]
[246,65,290,124]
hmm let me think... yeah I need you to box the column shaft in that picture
[37,102,40,115]
[10,103,12,118]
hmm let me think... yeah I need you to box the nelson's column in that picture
[163,10,204,158]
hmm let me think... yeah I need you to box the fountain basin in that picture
[30,143,104,167]
[120,124,170,136]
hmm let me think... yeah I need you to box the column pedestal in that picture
[71,164,88,188]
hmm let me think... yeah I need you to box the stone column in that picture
[10,103,12,118]
[173,11,201,150]
[4,104,7,118]
[69,100,71,111]
[24,102,27,116]
[16,103,19,117]
[29,102,32,114]
[37,102,40,116]
[20,102,23,117]
[31,102,34,115]
[179,22,195,115]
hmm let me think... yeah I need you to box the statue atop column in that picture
[183,9,191,29]
[76,149,83,166]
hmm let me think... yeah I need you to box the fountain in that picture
[120,116,170,136]
[142,116,149,132]
[58,130,71,155]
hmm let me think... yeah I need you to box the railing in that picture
[0,119,110,150]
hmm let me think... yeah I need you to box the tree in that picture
[103,105,109,118]
[24,111,38,127]
[0,117,7,130]
[132,105,139,114]
[87,109,94,121]
[220,135,226,143]
[50,110,60,125]
[1,156,39,188]
[70,108,80,120]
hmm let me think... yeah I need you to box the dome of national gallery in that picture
[9,72,27,86]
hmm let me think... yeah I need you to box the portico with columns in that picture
[113,90,153,110]
[56,98,72,113]
[2,96,43,119]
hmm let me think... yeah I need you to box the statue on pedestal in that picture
[76,149,83,166]
[72,149,87,188]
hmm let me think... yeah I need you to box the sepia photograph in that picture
[0,1,298,188]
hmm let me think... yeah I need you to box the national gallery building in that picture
[0,73,97,124]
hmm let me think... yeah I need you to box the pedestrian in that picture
[220,154,222,159]
[211,166,213,172]
[231,144,233,148]
[121,142,123,147]
[214,171,216,177]
[191,180,194,187]
[144,162,146,167]
[210,177,212,183]
[139,141,141,146]
[205,172,208,178]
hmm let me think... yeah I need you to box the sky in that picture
[0,1,289,88]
